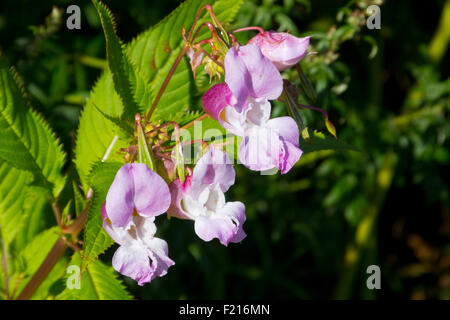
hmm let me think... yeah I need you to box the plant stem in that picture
[0,235,9,299]
[181,113,208,129]
[16,237,67,300]
[231,26,265,34]
[145,46,188,122]
[15,135,117,300]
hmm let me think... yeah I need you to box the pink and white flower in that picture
[202,84,302,174]
[101,163,174,285]
[168,147,246,246]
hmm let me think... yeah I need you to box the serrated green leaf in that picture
[83,162,123,264]
[9,227,60,299]
[57,252,131,300]
[92,0,146,120]
[0,58,66,197]
[75,0,243,189]
[0,160,33,245]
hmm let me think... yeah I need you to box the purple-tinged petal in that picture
[248,31,310,71]
[167,178,192,219]
[194,216,236,246]
[224,47,253,110]
[146,237,175,278]
[278,139,303,174]
[243,98,271,127]
[101,203,127,245]
[238,126,281,172]
[191,147,235,198]
[112,237,174,286]
[105,164,135,227]
[221,201,246,244]
[237,44,283,100]
[112,244,155,286]
[131,163,171,218]
[266,116,300,147]
[266,117,302,173]
[193,201,246,246]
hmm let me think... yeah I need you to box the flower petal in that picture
[224,47,252,110]
[105,164,135,227]
[221,201,247,244]
[194,216,236,246]
[238,126,281,172]
[146,237,175,278]
[237,44,283,100]
[167,178,192,219]
[191,147,235,198]
[248,32,310,71]
[279,139,302,174]
[266,116,300,147]
[194,201,246,246]
[131,163,171,218]
[101,203,131,245]
[112,244,155,286]
[202,83,234,122]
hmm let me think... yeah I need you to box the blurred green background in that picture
[0,0,449,299]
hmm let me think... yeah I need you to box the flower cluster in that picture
[101,7,311,286]
[199,31,309,174]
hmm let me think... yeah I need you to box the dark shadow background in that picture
[0,0,448,299]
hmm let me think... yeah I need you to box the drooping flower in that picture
[202,84,303,174]
[102,206,174,286]
[224,44,283,110]
[101,163,174,285]
[167,147,246,246]
[104,163,171,227]
[248,31,310,71]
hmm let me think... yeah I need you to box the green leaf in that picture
[75,0,243,188]
[92,0,147,120]
[0,58,66,197]
[0,160,33,245]
[299,130,357,153]
[9,227,60,299]
[57,252,132,300]
[83,162,123,264]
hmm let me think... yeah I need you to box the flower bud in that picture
[248,31,310,71]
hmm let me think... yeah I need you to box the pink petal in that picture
[248,32,310,71]
[194,216,236,246]
[131,163,171,218]
[266,116,300,147]
[238,126,281,172]
[191,147,235,198]
[278,139,303,174]
[105,164,135,227]
[224,47,253,110]
[201,83,234,122]
[112,245,155,286]
[193,201,246,246]
[167,178,192,219]
[237,44,283,100]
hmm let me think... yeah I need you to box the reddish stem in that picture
[231,26,265,34]
[181,113,209,130]
[145,46,188,122]
[16,237,67,300]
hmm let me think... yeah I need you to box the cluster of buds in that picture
[101,5,332,286]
